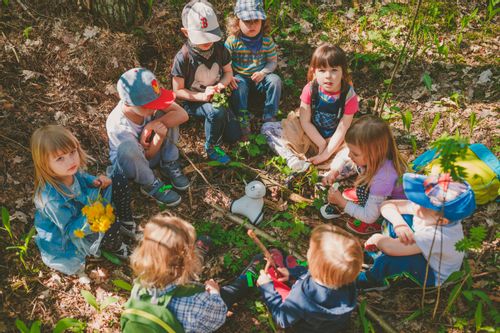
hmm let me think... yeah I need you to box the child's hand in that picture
[322,170,339,186]
[214,82,225,93]
[204,86,217,101]
[257,270,272,286]
[151,122,168,139]
[228,77,240,90]
[394,224,415,245]
[276,267,290,282]
[251,71,265,84]
[365,234,383,250]
[327,186,346,208]
[205,279,221,294]
[93,175,111,188]
[308,152,328,165]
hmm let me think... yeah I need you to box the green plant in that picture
[80,289,118,312]
[429,133,469,180]
[469,112,479,136]
[52,318,86,333]
[22,26,32,39]
[112,279,132,292]
[253,300,277,332]
[7,227,35,269]
[211,89,231,109]
[487,0,500,21]
[1,206,13,239]
[232,134,268,159]
[422,72,433,91]
[101,249,122,265]
[422,113,440,139]
[15,319,41,333]
[266,156,292,176]
[2,0,9,6]
[455,226,487,252]
[358,300,375,333]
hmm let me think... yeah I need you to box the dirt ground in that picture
[0,0,499,332]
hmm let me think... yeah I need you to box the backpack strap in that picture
[336,82,349,120]
[122,308,178,333]
[310,79,319,116]
[469,143,500,178]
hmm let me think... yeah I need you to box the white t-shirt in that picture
[412,205,465,286]
[106,101,151,164]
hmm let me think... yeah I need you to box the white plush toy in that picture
[230,180,266,225]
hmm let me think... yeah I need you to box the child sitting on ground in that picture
[261,43,358,172]
[357,173,476,291]
[225,0,282,137]
[256,225,362,332]
[31,125,133,276]
[171,0,239,164]
[106,68,189,207]
[122,214,264,333]
[321,115,407,235]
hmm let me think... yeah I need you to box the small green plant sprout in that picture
[449,91,463,108]
[233,133,268,159]
[422,72,433,91]
[422,113,440,139]
[1,206,13,240]
[6,227,36,270]
[358,299,375,333]
[112,279,132,291]
[487,0,500,21]
[253,300,277,332]
[2,0,9,6]
[266,156,292,176]
[80,289,118,312]
[211,88,231,109]
[22,26,33,39]
[100,249,122,265]
[469,112,479,136]
[52,317,86,333]
[15,319,41,333]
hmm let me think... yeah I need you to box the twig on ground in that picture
[0,133,30,152]
[179,148,213,188]
[365,305,398,333]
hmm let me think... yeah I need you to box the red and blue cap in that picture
[403,173,476,222]
[117,68,175,110]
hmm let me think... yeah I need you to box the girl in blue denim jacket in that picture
[31,125,135,275]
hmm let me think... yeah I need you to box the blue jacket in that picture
[259,267,357,332]
[34,171,111,275]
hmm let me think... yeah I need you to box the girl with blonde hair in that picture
[321,115,408,234]
[31,125,134,276]
[126,214,263,332]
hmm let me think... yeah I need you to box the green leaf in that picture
[52,317,85,333]
[228,161,243,168]
[475,301,483,332]
[112,279,132,291]
[101,250,122,265]
[422,72,432,91]
[254,134,267,145]
[15,319,29,333]
[404,308,424,322]
[100,296,118,310]
[207,160,223,167]
[80,290,99,311]
[472,290,492,306]
[445,281,465,314]
[445,270,464,283]
[29,321,41,333]
[1,206,12,239]
[22,26,32,39]
[429,113,440,137]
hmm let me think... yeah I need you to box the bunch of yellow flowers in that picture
[74,197,115,238]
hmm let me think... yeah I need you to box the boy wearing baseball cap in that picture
[106,68,189,207]
[357,173,476,291]
[171,0,239,164]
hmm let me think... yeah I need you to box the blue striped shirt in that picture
[224,35,277,76]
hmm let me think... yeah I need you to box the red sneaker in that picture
[342,188,358,203]
[269,248,285,268]
[346,219,382,235]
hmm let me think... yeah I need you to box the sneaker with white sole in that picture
[160,160,190,191]
[141,179,181,207]
[120,220,143,242]
[320,204,342,219]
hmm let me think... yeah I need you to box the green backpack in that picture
[121,284,205,333]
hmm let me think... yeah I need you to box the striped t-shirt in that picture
[224,35,277,76]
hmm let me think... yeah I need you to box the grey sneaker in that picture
[160,160,190,191]
[141,179,181,207]
[120,220,143,242]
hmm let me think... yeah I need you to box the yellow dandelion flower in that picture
[74,229,85,238]
[105,204,114,216]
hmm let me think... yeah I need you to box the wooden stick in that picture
[247,229,274,266]
[365,306,398,333]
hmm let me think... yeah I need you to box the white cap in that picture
[182,0,222,44]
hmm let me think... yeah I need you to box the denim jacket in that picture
[34,171,111,275]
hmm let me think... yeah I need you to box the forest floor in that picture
[0,0,499,332]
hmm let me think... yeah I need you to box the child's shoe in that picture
[141,179,181,207]
[206,146,231,164]
[112,242,130,260]
[120,220,143,242]
[195,235,213,257]
[239,254,264,280]
[269,248,285,268]
[160,160,190,191]
[356,272,389,292]
[320,204,342,219]
[342,188,358,202]
[346,219,382,235]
